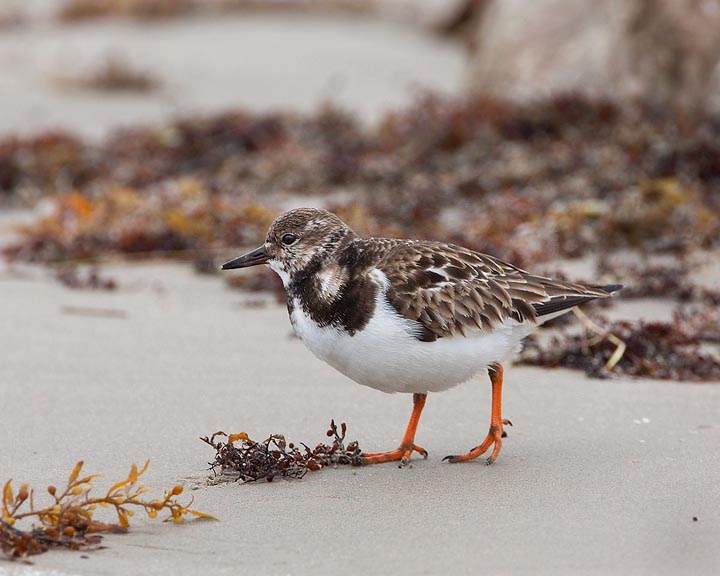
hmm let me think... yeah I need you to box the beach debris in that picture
[202,420,363,482]
[0,461,215,561]
[53,55,160,93]
[57,0,371,22]
[571,308,627,371]
[58,0,195,21]
[519,314,720,381]
[54,265,117,291]
[596,259,720,305]
[675,304,720,343]
[2,185,276,263]
[2,96,718,267]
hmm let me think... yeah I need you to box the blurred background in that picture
[1,0,719,380]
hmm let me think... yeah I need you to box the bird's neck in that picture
[286,238,377,335]
[287,234,358,298]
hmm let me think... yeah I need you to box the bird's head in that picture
[221,208,355,286]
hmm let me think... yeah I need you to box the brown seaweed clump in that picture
[3,96,719,267]
[519,313,720,381]
[2,187,275,263]
[202,420,363,482]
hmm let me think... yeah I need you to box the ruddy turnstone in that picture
[222,208,621,466]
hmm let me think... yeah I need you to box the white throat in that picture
[268,259,291,287]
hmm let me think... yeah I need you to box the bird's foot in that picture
[443,419,512,465]
[360,443,428,468]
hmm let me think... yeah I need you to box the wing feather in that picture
[375,241,620,339]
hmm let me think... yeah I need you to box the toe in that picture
[413,445,429,458]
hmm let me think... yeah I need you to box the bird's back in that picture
[368,238,619,341]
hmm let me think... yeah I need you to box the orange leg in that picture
[444,363,512,465]
[360,393,428,467]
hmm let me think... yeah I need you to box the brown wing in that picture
[376,241,619,340]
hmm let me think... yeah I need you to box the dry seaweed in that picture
[1,461,215,561]
[3,95,718,268]
[202,420,363,482]
[675,305,720,343]
[519,315,720,381]
[2,187,275,263]
[0,132,87,201]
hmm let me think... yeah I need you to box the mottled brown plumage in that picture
[372,240,618,339]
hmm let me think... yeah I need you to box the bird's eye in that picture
[281,233,298,246]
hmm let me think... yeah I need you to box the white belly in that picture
[289,292,538,394]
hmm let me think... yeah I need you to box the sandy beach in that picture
[0,11,462,138]
[1,258,719,575]
[2,5,720,575]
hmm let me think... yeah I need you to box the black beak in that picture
[221,245,269,270]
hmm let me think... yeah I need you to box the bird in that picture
[222,208,621,466]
